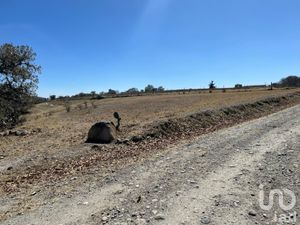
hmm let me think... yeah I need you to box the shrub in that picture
[92,95,104,100]
[64,102,71,112]
[91,101,97,109]
[77,104,83,110]
[235,84,243,89]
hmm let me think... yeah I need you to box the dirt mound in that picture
[130,92,300,142]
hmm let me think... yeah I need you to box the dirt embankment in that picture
[133,92,300,141]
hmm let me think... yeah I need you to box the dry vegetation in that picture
[0,88,299,160]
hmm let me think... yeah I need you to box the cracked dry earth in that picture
[2,104,300,225]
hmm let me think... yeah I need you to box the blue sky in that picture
[1,0,300,97]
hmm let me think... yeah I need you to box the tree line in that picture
[48,77,300,101]
[49,85,166,100]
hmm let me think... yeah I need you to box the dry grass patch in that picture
[0,88,299,160]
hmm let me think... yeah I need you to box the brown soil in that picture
[1,91,300,197]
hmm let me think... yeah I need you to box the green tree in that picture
[157,86,165,92]
[0,43,41,129]
[108,89,118,95]
[126,88,139,94]
[209,81,216,89]
[0,43,41,93]
[234,84,243,89]
[145,84,155,93]
[279,75,300,87]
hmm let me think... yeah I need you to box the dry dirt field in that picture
[0,88,300,223]
[1,88,299,160]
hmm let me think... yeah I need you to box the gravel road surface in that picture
[3,104,300,225]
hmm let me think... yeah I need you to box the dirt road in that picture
[3,104,300,225]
